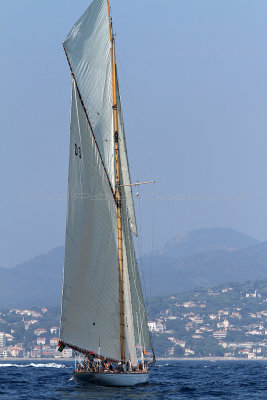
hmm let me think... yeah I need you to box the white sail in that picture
[122,232,138,366]
[115,67,153,360]
[63,0,115,188]
[60,0,155,368]
[120,187,153,356]
[115,67,152,354]
[60,80,121,361]
[116,70,138,236]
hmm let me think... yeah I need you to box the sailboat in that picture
[58,0,156,387]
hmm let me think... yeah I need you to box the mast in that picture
[108,0,125,363]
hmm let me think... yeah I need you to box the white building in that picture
[50,327,59,334]
[148,321,165,332]
[2,349,10,358]
[184,348,195,356]
[213,330,227,339]
[175,340,186,348]
[37,337,46,345]
[148,321,156,332]
[0,332,6,347]
[50,337,59,346]
[34,328,47,336]
[31,346,41,358]
[8,346,24,357]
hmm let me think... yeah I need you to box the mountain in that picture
[143,241,267,296]
[152,227,259,260]
[0,247,64,308]
[0,228,264,307]
[142,227,262,295]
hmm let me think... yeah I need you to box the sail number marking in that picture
[74,144,81,159]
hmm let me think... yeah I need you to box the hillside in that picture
[0,247,64,308]
[1,280,267,359]
[154,227,259,259]
[143,241,267,296]
[149,280,267,358]
[0,228,265,307]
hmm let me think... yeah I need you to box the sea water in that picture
[0,359,266,399]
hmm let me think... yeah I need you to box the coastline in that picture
[1,357,267,362]
[157,357,267,361]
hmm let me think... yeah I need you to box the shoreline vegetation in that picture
[1,357,267,362]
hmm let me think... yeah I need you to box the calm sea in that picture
[0,359,266,399]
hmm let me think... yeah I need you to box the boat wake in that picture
[0,363,66,368]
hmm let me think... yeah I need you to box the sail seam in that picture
[63,44,116,203]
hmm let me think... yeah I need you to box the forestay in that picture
[118,92,153,356]
[120,182,153,358]
[63,0,115,188]
[122,232,138,366]
[60,80,120,361]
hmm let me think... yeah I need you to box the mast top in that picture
[107,0,113,42]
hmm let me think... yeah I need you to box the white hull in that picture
[74,371,149,387]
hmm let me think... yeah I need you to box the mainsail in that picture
[60,80,120,361]
[60,0,154,364]
[63,0,115,189]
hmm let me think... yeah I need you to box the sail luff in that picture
[63,45,115,201]
[110,25,126,361]
[120,182,154,355]
[116,69,154,357]
[115,68,138,236]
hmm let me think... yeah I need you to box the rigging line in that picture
[136,190,154,354]
[137,189,149,317]
[123,201,148,352]
[115,54,141,180]
[115,52,142,133]
[149,184,156,300]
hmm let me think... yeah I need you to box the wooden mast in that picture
[107,0,125,363]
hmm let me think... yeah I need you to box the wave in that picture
[0,363,66,368]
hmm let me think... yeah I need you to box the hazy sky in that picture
[1,0,267,267]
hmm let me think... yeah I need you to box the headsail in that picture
[63,0,115,189]
[120,183,154,359]
[60,80,120,361]
[116,69,138,236]
[117,71,153,358]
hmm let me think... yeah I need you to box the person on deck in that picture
[95,358,101,371]
[138,361,144,371]
[88,351,97,371]
[101,357,108,370]
[83,359,87,370]
[117,362,124,373]
[88,351,95,362]
[126,359,132,372]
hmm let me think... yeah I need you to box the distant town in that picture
[1,280,267,359]
[149,280,267,359]
[0,307,70,359]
